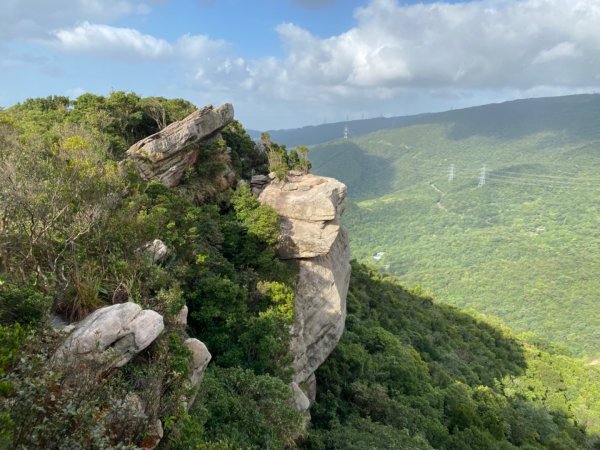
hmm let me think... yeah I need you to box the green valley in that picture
[309,94,600,359]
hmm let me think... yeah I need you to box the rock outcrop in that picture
[257,173,347,259]
[141,239,170,264]
[258,173,351,411]
[184,338,212,406]
[53,302,212,449]
[54,302,164,369]
[126,103,234,187]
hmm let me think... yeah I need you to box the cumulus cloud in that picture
[6,0,600,128]
[266,0,600,94]
[52,23,230,63]
[220,0,600,125]
[54,23,171,59]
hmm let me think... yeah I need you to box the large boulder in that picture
[184,338,212,406]
[126,103,234,187]
[258,174,351,412]
[54,302,164,369]
[258,173,347,259]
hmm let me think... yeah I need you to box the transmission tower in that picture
[478,164,486,187]
[448,164,455,183]
[343,125,349,140]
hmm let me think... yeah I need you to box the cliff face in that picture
[256,173,351,411]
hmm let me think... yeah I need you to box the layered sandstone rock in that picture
[126,103,234,187]
[258,173,347,259]
[258,173,351,411]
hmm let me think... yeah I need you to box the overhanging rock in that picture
[126,103,234,187]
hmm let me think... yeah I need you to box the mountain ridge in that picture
[250,93,600,148]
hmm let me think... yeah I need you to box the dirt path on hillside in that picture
[430,183,448,211]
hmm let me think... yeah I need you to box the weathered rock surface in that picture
[185,338,212,386]
[291,227,350,389]
[250,174,273,195]
[258,174,350,412]
[258,173,347,259]
[126,103,234,187]
[174,304,189,326]
[142,239,169,264]
[54,302,164,369]
[184,338,212,407]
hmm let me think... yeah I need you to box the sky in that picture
[1,0,600,130]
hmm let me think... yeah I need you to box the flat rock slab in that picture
[258,174,346,222]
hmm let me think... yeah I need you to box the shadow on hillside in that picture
[347,262,527,386]
[310,141,396,201]
[305,261,598,449]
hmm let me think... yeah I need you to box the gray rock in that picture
[250,174,273,196]
[174,304,188,326]
[290,228,350,386]
[183,338,212,408]
[290,382,311,412]
[184,338,212,387]
[142,239,169,264]
[54,302,164,369]
[144,419,164,450]
[126,104,234,187]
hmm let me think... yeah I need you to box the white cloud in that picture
[533,42,580,65]
[265,0,600,94]
[220,0,600,126]
[54,22,172,59]
[5,0,600,128]
[51,23,230,64]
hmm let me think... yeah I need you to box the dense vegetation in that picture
[0,93,598,449]
[303,262,600,449]
[309,94,600,359]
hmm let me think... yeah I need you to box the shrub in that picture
[0,279,52,325]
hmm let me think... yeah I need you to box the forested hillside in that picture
[309,94,600,359]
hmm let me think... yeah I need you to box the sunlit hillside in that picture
[310,94,600,359]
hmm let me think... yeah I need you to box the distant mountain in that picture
[248,115,429,147]
[251,93,600,148]
[307,94,600,359]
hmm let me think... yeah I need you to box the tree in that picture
[297,145,311,174]
[261,132,289,181]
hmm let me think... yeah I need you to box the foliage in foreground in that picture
[1,93,598,449]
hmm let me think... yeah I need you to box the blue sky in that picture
[2,0,600,129]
